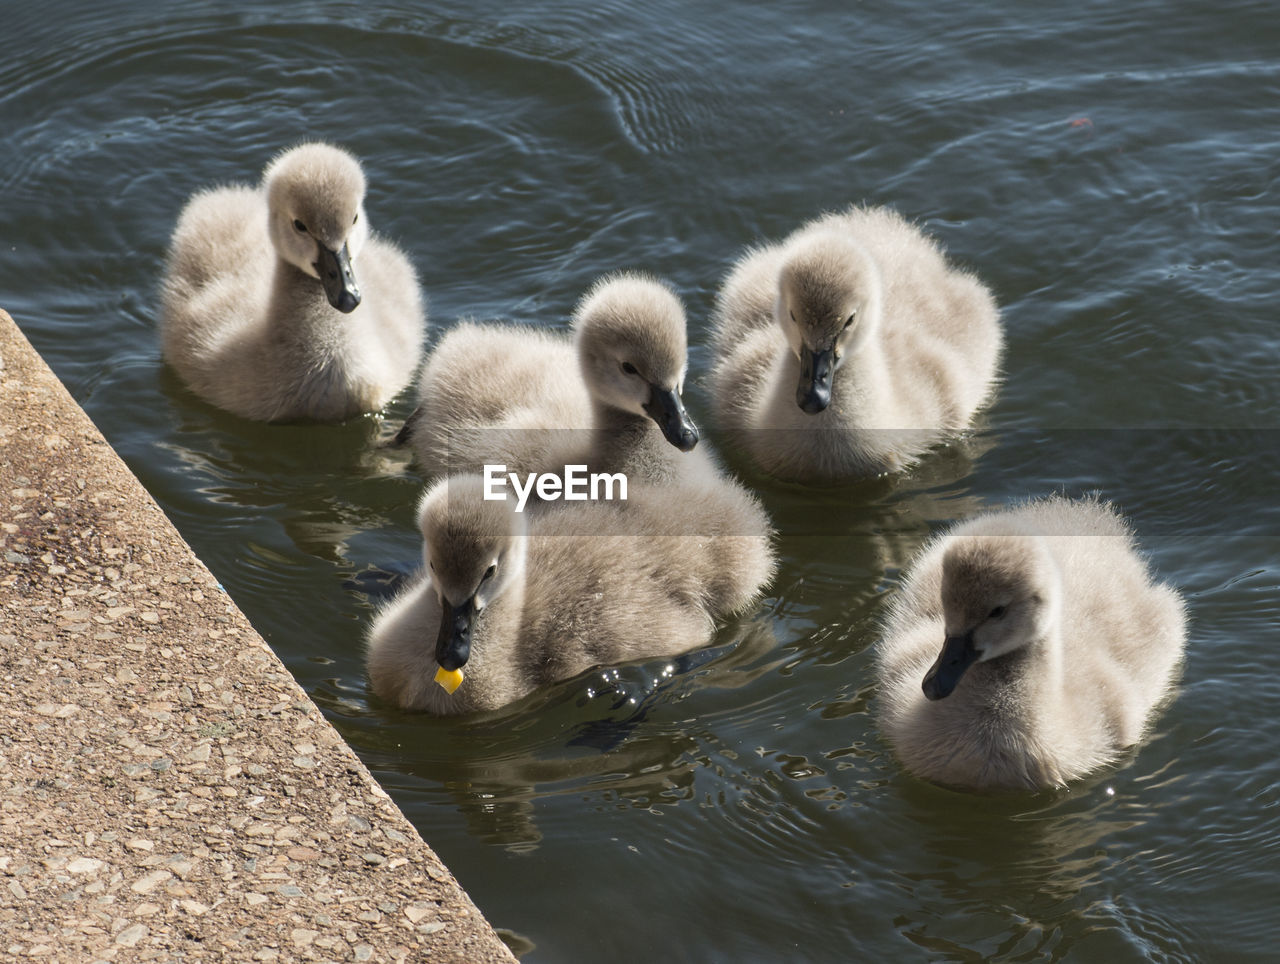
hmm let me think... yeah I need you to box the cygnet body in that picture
[709,205,1002,481]
[160,143,425,422]
[876,496,1187,791]
[400,273,704,484]
[365,473,775,714]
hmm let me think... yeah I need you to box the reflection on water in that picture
[347,619,782,852]
[4,0,1280,959]
[882,771,1205,961]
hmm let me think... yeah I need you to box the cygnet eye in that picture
[482,564,497,582]
[988,605,1007,620]
[293,219,308,233]
[620,361,639,376]
[352,212,359,225]
[843,310,858,329]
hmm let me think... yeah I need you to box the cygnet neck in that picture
[267,257,341,331]
[586,401,669,479]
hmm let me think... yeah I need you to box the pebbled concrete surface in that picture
[0,309,517,963]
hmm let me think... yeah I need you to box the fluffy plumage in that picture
[709,205,1002,480]
[875,496,1187,790]
[400,273,704,484]
[366,473,776,714]
[160,142,425,421]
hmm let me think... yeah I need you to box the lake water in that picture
[3,1,1278,959]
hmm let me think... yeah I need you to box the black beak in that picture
[435,595,478,672]
[315,243,361,313]
[921,631,979,701]
[392,406,423,447]
[796,346,835,414]
[643,385,699,452]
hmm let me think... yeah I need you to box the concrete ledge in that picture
[0,310,516,963]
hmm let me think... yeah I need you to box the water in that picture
[3,1,1278,959]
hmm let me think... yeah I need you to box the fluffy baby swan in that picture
[709,205,1002,481]
[160,142,425,421]
[399,273,700,483]
[366,473,775,714]
[875,496,1187,791]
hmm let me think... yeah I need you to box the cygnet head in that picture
[776,231,883,414]
[264,143,370,313]
[417,475,529,673]
[922,534,1062,701]
[573,273,699,451]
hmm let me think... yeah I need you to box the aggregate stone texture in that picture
[0,310,518,963]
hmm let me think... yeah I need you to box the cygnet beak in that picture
[796,346,834,414]
[315,242,361,313]
[922,630,979,701]
[435,594,478,672]
[643,385,699,452]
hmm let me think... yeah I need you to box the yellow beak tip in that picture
[434,666,464,694]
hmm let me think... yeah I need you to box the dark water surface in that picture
[3,1,1278,960]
